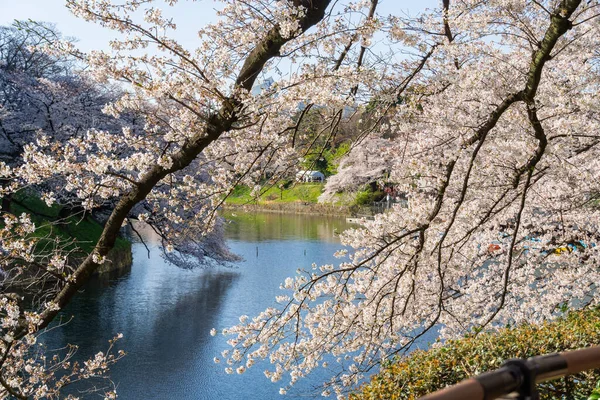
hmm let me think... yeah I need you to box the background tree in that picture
[0,22,76,157]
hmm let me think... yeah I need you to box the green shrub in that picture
[589,381,600,400]
[354,189,384,206]
[351,307,600,400]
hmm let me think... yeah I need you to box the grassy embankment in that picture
[223,183,389,218]
[224,183,325,205]
[8,190,130,257]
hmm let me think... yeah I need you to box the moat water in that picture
[44,212,358,399]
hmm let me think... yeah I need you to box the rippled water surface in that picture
[45,212,354,399]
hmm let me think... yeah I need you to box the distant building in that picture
[296,170,325,183]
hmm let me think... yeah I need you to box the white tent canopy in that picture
[295,170,325,182]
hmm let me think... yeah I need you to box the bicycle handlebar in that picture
[562,346,600,374]
[419,346,600,400]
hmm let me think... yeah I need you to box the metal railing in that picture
[419,346,600,400]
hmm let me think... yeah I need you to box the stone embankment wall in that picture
[223,202,354,217]
[94,244,133,275]
[223,202,385,217]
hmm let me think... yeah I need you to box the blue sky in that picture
[0,0,438,53]
[0,0,220,52]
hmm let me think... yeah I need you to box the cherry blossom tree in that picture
[1,0,600,398]
[5,0,370,334]
[0,68,123,161]
[220,0,600,397]
[0,21,135,225]
[318,137,394,202]
[0,22,77,158]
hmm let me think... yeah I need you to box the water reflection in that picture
[222,211,353,243]
[44,212,350,399]
[45,244,240,398]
